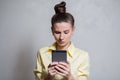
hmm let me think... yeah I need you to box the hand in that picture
[47,62,58,80]
[54,62,75,80]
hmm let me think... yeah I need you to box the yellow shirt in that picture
[34,42,89,80]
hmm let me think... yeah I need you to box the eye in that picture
[54,31,61,34]
[64,30,69,34]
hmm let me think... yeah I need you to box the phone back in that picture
[52,50,67,62]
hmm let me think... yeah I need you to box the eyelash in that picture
[55,32,60,34]
[54,31,69,34]
[64,31,69,34]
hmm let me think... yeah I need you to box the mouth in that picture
[58,41,65,44]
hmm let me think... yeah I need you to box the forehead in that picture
[53,22,72,30]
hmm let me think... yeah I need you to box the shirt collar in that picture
[49,42,57,50]
[49,42,76,58]
[67,42,75,58]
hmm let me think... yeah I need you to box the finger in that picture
[49,70,56,76]
[66,61,70,64]
[58,64,69,71]
[54,65,68,74]
[52,62,59,65]
[58,62,69,68]
[49,69,56,73]
[48,66,55,71]
[48,67,57,76]
[56,71,66,77]
[48,62,58,68]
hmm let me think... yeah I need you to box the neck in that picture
[56,42,71,50]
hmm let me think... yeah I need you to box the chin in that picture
[58,43,67,47]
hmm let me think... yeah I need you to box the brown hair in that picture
[51,1,74,27]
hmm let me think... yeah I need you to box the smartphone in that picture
[52,50,67,62]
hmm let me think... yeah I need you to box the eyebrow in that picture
[64,30,69,32]
[54,29,69,32]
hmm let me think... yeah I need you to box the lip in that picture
[58,41,65,44]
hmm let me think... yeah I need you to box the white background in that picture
[0,0,120,80]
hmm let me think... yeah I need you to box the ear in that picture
[72,26,75,35]
[51,26,54,35]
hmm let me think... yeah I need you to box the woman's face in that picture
[52,22,75,48]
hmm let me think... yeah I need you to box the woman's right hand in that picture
[47,62,58,80]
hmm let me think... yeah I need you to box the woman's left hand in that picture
[54,62,75,80]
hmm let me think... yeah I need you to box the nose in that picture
[60,33,64,40]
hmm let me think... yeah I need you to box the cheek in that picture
[53,34,59,39]
[66,33,72,39]
[69,34,72,39]
[65,34,71,40]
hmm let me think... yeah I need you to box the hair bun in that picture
[54,1,66,14]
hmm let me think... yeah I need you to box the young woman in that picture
[34,2,89,80]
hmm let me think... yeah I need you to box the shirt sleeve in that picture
[33,50,46,80]
[77,52,90,80]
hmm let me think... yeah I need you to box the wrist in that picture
[67,73,75,80]
[45,73,54,80]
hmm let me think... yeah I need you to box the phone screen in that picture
[52,50,67,62]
